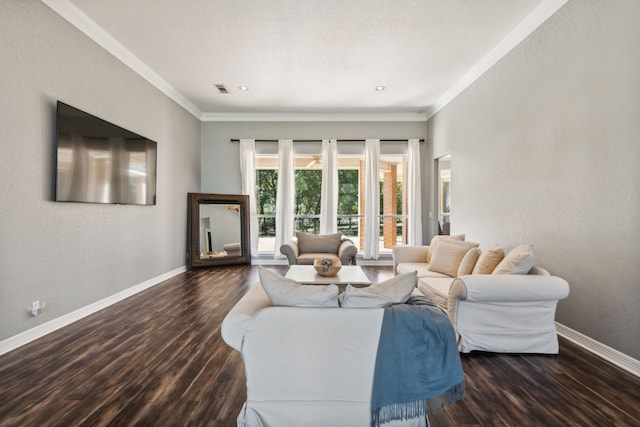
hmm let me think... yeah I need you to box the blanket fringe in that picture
[371,382,465,427]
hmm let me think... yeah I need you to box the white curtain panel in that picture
[407,139,423,245]
[274,139,295,259]
[239,139,259,255]
[320,139,338,234]
[364,139,380,259]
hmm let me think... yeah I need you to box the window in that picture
[336,154,408,252]
[256,156,278,252]
[338,167,360,245]
[294,167,322,233]
[255,149,411,255]
[379,154,407,250]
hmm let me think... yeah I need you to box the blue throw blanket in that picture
[371,296,465,427]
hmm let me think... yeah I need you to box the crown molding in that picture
[41,0,203,119]
[427,0,568,120]
[201,112,428,122]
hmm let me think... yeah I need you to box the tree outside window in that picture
[255,153,408,254]
[294,169,322,233]
[256,168,277,244]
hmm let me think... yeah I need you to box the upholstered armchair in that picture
[280,232,357,265]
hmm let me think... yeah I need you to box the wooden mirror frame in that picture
[188,193,251,268]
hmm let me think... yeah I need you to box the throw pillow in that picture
[457,247,481,276]
[426,234,465,263]
[296,232,342,254]
[492,244,535,275]
[427,240,480,277]
[339,271,417,308]
[258,266,339,307]
[472,244,505,274]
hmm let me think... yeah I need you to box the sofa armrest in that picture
[221,283,273,351]
[392,245,430,274]
[279,240,300,265]
[450,274,570,303]
[338,239,357,265]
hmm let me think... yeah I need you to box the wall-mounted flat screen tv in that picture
[55,101,157,205]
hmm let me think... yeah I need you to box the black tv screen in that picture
[55,101,157,205]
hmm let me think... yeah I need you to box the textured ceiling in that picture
[49,0,566,119]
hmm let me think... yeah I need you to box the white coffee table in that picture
[285,265,372,286]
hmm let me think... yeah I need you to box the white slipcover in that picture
[393,243,570,354]
[417,269,570,354]
[221,283,428,427]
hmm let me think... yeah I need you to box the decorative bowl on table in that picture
[313,258,342,277]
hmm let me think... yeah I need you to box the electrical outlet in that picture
[29,301,46,317]
[31,301,40,317]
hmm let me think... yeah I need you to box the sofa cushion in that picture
[296,232,342,254]
[339,271,417,308]
[493,244,535,275]
[259,267,339,307]
[396,262,451,278]
[417,277,455,309]
[472,244,505,274]
[426,234,465,263]
[428,240,480,277]
[457,247,481,276]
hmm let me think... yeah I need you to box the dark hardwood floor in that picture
[0,265,638,426]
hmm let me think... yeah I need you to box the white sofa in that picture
[221,283,428,427]
[393,238,570,354]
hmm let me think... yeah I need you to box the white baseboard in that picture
[0,266,187,357]
[5,268,637,380]
[357,258,394,266]
[251,255,395,266]
[556,322,640,377]
[251,255,288,265]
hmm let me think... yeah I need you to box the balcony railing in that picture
[257,214,406,252]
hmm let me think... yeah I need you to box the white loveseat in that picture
[393,236,570,354]
[221,282,429,427]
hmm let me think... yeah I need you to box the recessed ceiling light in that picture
[375,85,386,91]
[239,86,249,91]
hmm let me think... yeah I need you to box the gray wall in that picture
[0,1,201,340]
[427,0,640,359]
[201,121,428,194]
[200,121,429,245]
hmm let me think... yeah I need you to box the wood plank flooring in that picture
[0,265,638,426]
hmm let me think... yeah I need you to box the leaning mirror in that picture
[188,193,251,268]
